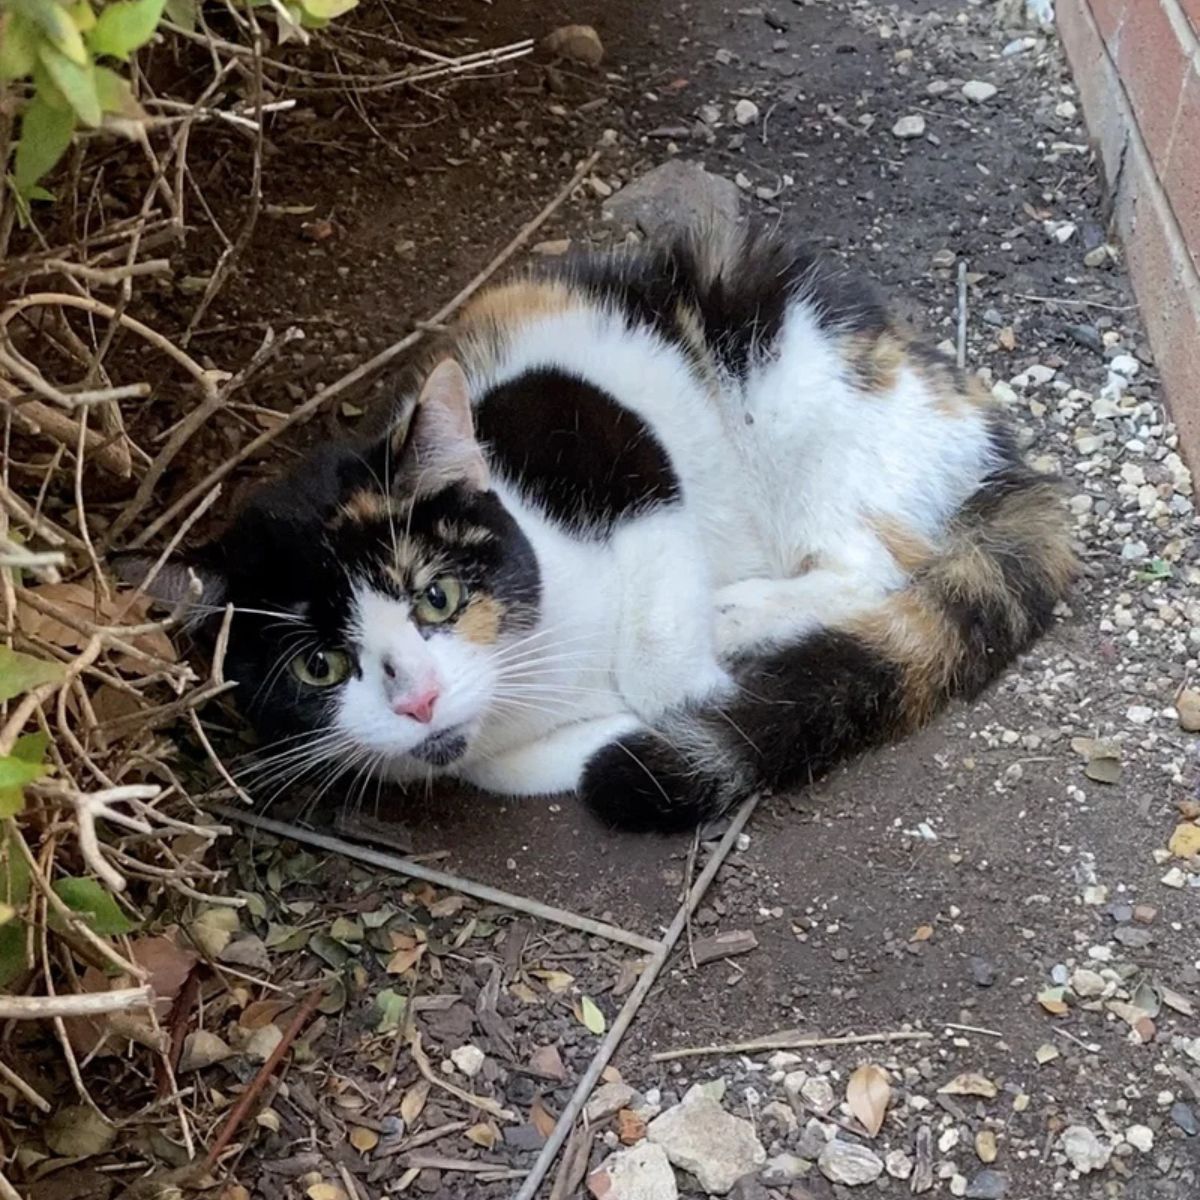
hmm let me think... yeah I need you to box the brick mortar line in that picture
[1072,0,1200,304]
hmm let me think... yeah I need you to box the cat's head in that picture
[126,360,540,784]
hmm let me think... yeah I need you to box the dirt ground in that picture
[14,0,1199,1197]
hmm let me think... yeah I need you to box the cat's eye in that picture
[290,648,352,688]
[413,576,465,625]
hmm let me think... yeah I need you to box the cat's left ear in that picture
[392,359,489,493]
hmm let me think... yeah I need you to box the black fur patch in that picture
[474,367,680,537]
[555,226,889,378]
[581,731,727,833]
[582,631,907,832]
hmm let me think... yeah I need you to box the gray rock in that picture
[1060,1125,1111,1174]
[760,1153,808,1185]
[796,1118,831,1159]
[1069,968,1107,998]
[587,1082,637,1123]
[1170,1102,1197,1136]
[966,1170,1009,1199]
[817,1140,884,1186]
[1113,926,1152,948]
[648,1096,766,1195]
[602,160,741,241]
[892,114,926,139]
[587,1143,678,1200]
[962,80,999,103]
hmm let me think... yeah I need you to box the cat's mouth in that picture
[408,727,468,767]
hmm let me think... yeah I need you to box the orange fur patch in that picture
[456,593,504,645]
[845,331,908,394]
[338,490,394,525]
[868,514,936,576]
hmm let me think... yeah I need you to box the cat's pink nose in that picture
[392,687,439,724]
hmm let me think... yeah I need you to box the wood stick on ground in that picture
[513,795,761,1200]
[409,1030,516,1122]
[204,985,324,1171]
[651,1028,934,1063]
[0,1059,52,1112]
[956,258,968,370]
[208,805,661,953]
[130,147,603,549]
[0,985,153,1020]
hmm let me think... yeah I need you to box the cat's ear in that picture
[111,552,228,628]
[392,359,488,493]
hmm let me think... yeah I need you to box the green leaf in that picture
[162,0,197,30]
[0,733,52,819]
[9,0,89,65]
[0,919,31,989]
[0,13,38,80]
[94,64,143,118]
[68,1,97,32]
[87,0,166,61]
[52,877,136,935]
[1,827,32,913]
[298,0,356,17]
[37,42,102,126]
[374,987,406,1033]
[0,645,66,703]
[578,994,606,1035]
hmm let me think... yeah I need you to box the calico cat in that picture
[134,225,1076,831]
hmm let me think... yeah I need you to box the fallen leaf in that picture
[577,995,606,1035]
[976,1129,998,1163]
[301,218,336,242]
[241,998,291,1030]
[465,1120,501,1150]
[400,1080,429,1125]
[190,906,240,958]
[911,924,934,942]
[510,980,539,1004]
[532,968,574,994]
[1084,756,1122,785]
[1161,986,1196,1017]
[245,1023,283,1062]
[375,988,406,1033]
[350,1126,379,1153]
[43,1106,116,1158]
[846,1063,891,1137]
[531,1095,557,1138]
[428,895,466,919]
[1038,986,1069,1016]
[386,943,426,975]
[939,1072,998,1099]
[305,1186,346,1200]
[617,1108,647,1144]
[179,1029,231,1072]
[329,916,363,944]
[1168,823,1200,860]
[1035,1043,1060,1065]
[256,1108,281,1133]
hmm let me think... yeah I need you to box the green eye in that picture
[414,576,465,625]
[290,648,352,688]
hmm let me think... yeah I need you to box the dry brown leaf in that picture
[465,1120,501,1150]
[528,1044,567,1082]
[241,998,292,1030]
[531,968,574,994]
[911,924,934,942]
[938,1072,998,1099]
[256,1108,281,1132]
[846,1063,891,1137]
[305,1186,346,1200]
[400,1079,430,1125]
[530,1094,557,1139]
[617,1108,647,1145]
[428,895,466,919]
[386,943,426,975]
[19,580,177,664]
[350,1126,379,1153]
[389,932,418,951]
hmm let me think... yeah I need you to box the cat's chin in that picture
[407,727,469,767]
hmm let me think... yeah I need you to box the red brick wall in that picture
[1058,0,1200,463]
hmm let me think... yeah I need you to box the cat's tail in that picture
[580,458,1077,832]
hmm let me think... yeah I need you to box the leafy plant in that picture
[0,0,359,213]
